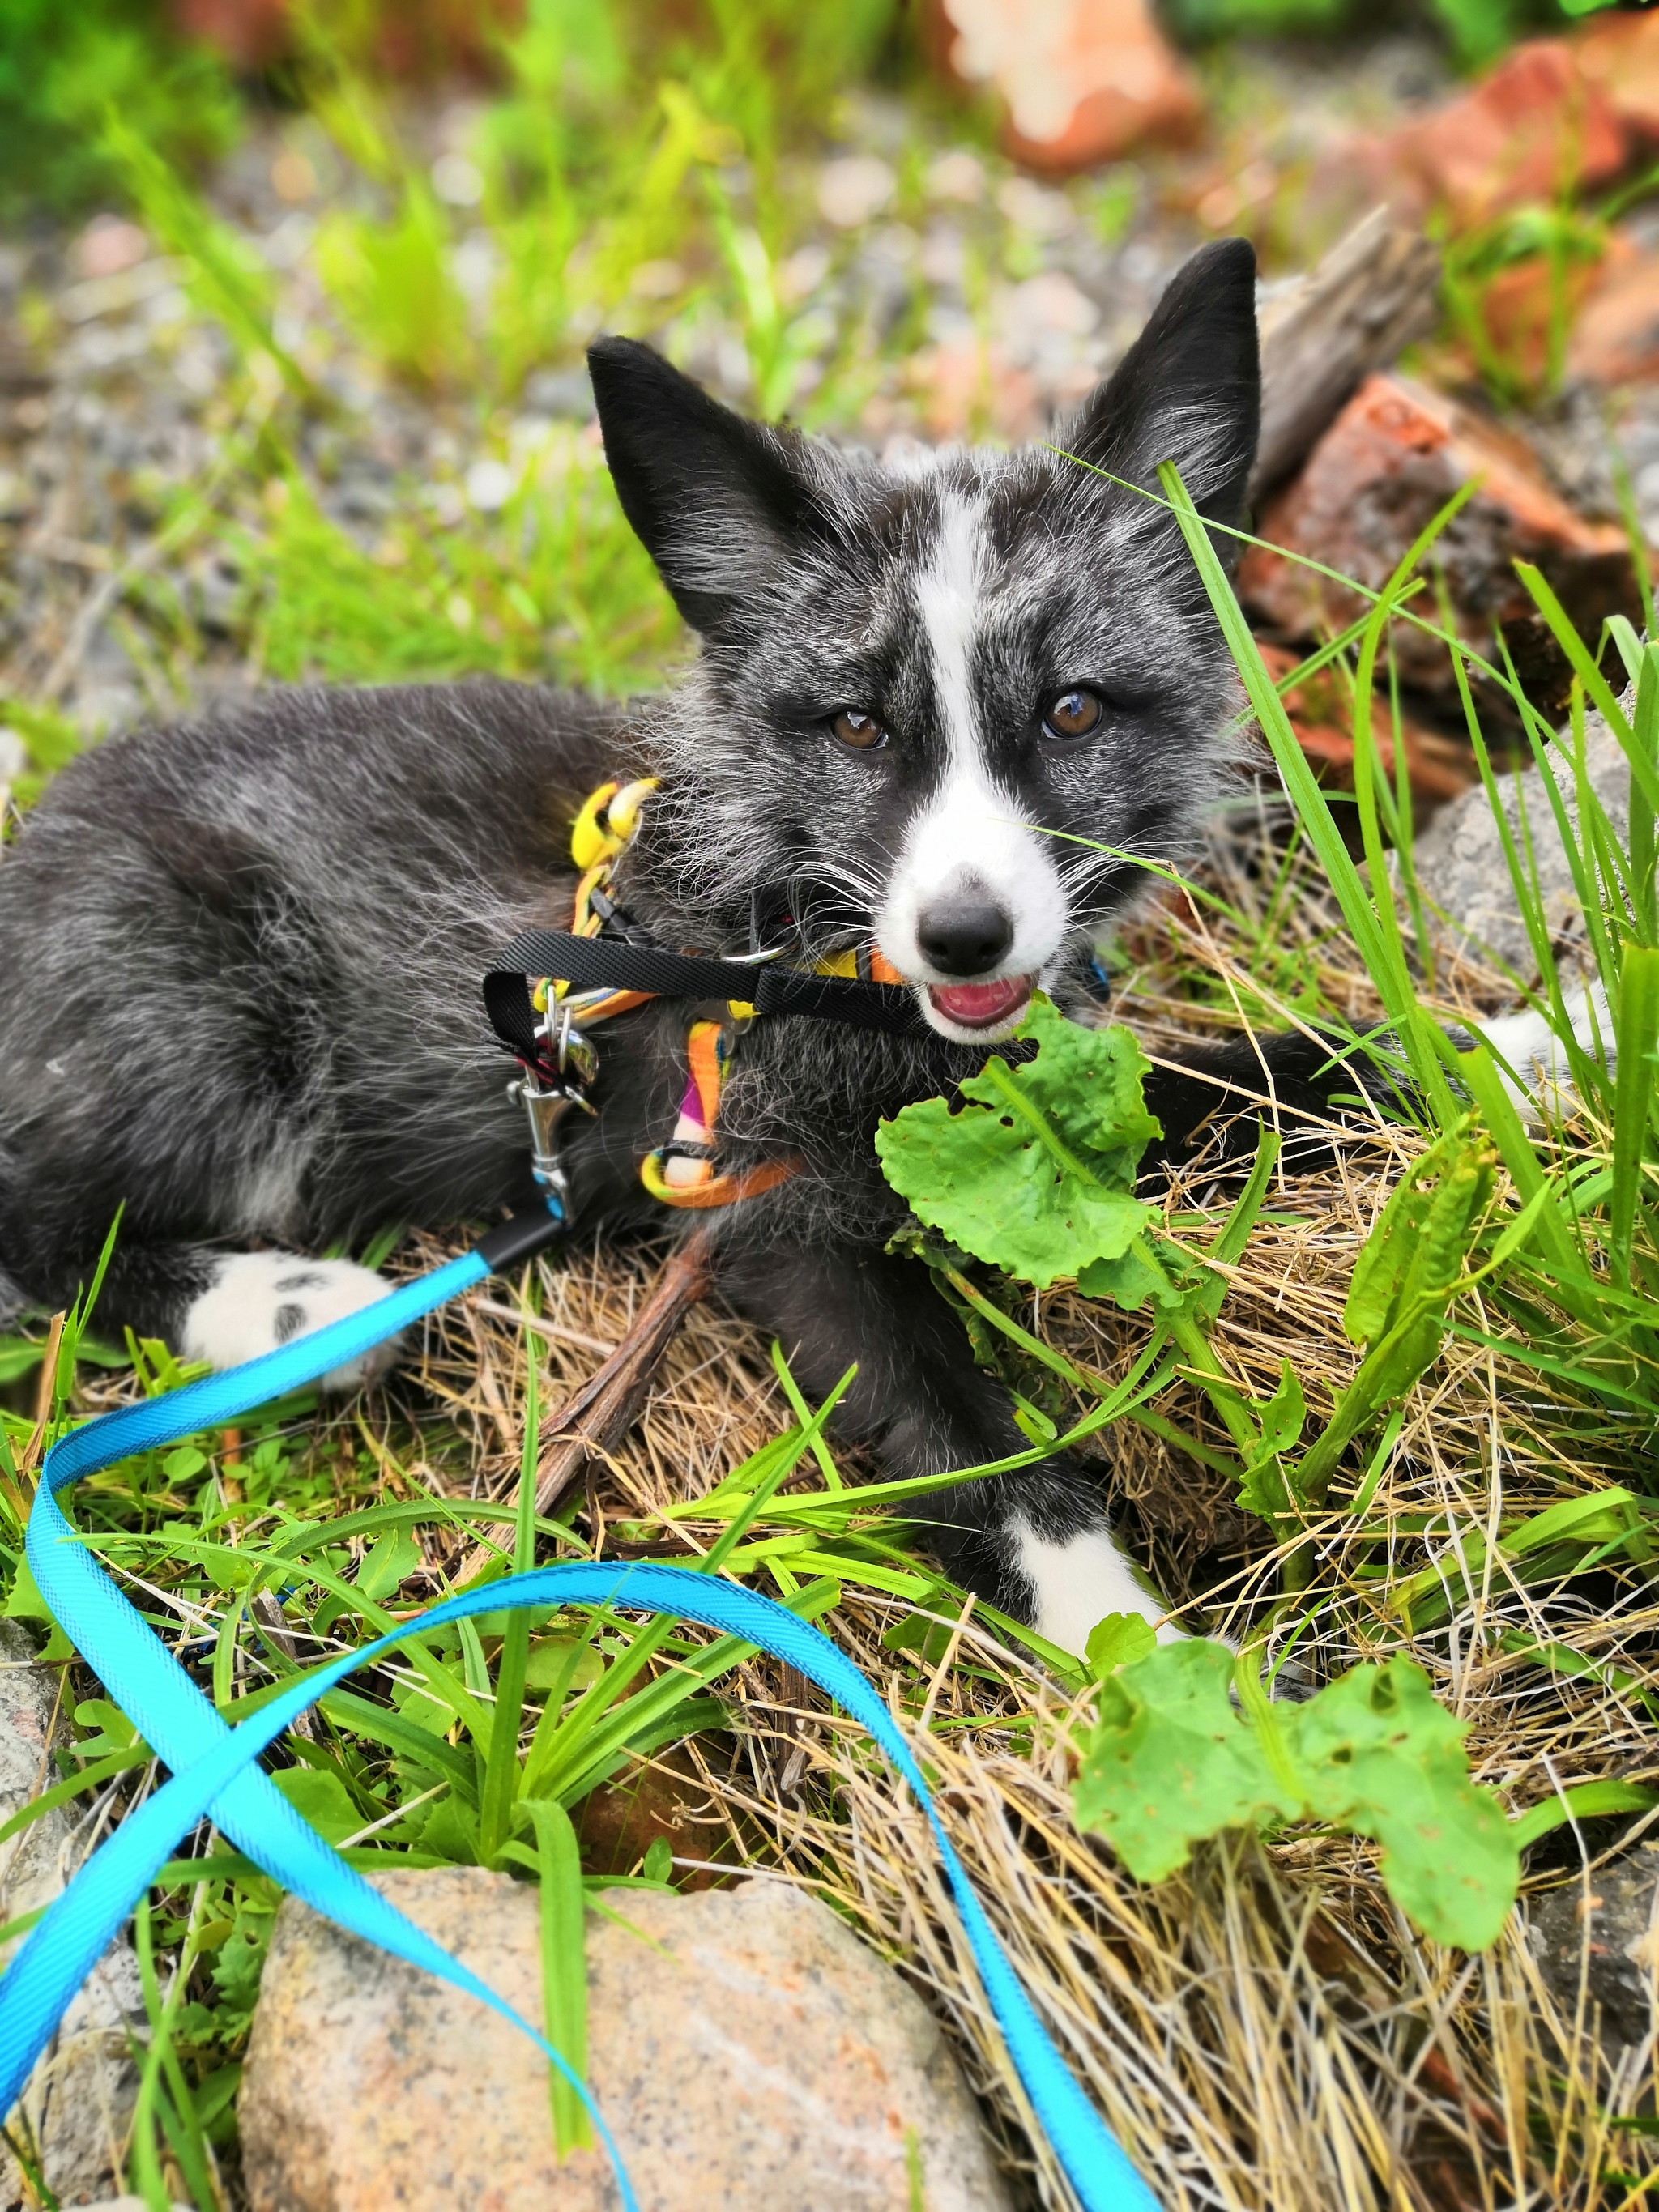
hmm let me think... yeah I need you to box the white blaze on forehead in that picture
[876,487,1068,999]
[915,487,984,761]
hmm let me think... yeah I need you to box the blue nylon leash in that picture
[1,1239,1161,2212]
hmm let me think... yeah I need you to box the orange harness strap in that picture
[535,778,898,1213]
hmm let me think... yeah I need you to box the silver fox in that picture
[0,237,1411,1651]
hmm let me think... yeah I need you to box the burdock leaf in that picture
[1073,1644,1520,1951]
[1071,1640,1299,1882]
[1285,1658,1519,1951]
[874,995,1162,1289]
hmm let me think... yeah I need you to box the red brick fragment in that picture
[1576,9,1659,147]
[1466,239,1630,394]
[1256,641,1478,818]
[929,0,1203,172]
[1354,39,1627,227]
[1238,373,1636,705]
[1567,251,1659,388]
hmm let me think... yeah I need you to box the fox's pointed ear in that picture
[587,337,836,637]
[1061,237,1260,560]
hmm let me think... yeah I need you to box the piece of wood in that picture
[456,1226,714,1588]
[1252,207,1442,502]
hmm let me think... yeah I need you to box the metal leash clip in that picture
[509,995,601,1221]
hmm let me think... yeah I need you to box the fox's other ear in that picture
[1061,237,1260,559]
[587,337,835,637]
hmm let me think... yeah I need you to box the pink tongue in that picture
[928,976,1030,1026]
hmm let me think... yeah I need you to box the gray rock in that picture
[1405,681,1636,982]
[1529,1843,1659,2047]
[240,1865,1013,2212]
[1,1622,145,2209]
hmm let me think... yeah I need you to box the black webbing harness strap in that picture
[483,927,932,1063]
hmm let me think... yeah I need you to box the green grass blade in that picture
[1511,1778,1659,1851]
[479,1358,540,1865]
[524,1797,592,2156]
[1155,461,1456,1126]
[1633,646,1659,944]
[1514,562,1659,816]
[1611,946,1659,1273]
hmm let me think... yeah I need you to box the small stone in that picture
[271,147,318,204]
[463,458,515,514]
[239,1866,1014,2212]
[909,336,1042,444]
[1,1623,145,2210]
[431,153,484,208]
[629,258,685,302]
[817,156,897,231]
[72,218,150,283]
[996,271,1098,341]
[1402,681,1634,980]
[777,244,831,305]
[521,369,595,420]
[1529,1846,1659,2048]
[926,148,987,205]
[994,176,1073,240]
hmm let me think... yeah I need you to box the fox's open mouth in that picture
[924,975,1034,1030]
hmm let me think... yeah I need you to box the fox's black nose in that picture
[917,893,1014,976]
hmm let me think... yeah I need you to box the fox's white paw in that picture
[1479,980,1614,1124]
[1013,1521,1186,1656]
[181,1253,401,1391]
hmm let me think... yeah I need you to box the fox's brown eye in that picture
[832,709,888,751]
[1042,688,1104,740]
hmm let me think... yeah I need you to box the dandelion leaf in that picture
[874,995,1162,1288]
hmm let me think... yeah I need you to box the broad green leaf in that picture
[1084,1613,1157,1677]
[525,1637,605,1694]
[1073,1640,1298,1882]
[356,1527,424,1603]
[271,1766,364,1846]
[72,1698,139,1756]
[875,995,1160,1288]
[1073,1643,1520,1949]
[3,1558,52,1624]
[0,1338,45,1386]
[416,1793,481,1865]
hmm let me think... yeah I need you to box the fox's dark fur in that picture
[0,237,1371,1646]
